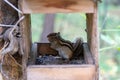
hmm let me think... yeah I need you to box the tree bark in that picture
[40,14,56,42]
[0,0,23,80]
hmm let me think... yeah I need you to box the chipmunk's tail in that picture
[73,38,83,58]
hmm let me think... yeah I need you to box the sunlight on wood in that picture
[20,0,95,13]
[0,73,3,80]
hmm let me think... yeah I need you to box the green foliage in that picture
[54,13,87,42]
[117,47,120,51]
[99,1,120,80]
[31,14,44,42]
[31,13,87,42]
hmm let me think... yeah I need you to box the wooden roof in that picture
[19,0,97,14]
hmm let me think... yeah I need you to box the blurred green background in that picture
[31,0,120,80]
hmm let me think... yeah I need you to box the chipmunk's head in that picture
[47,32,60,42]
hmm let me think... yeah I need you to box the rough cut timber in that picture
[20,0,95,13]
[27,42,95,80]
[27,65,95,80]
[86,3,99,80]
[18,14,32,80]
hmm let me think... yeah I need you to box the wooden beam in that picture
[18,14,32,79]
[86,3,99,80]
[86,7,98,67]
[27,65,95,80]
[20,0,95,13]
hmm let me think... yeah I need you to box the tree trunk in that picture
[0,0,23,80]
[40,14,56,42]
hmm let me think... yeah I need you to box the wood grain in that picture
[86,3,99,80]
[20,0,95,13]
[27,65,95,80]
[19,14,32,80]
[37,43,58,56]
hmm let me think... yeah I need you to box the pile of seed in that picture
[35,55,85,65]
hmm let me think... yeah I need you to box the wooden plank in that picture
[18,14,32,79]
[86,2,99,80]
[37,43,58,56]
[20,0,95,13]
[86,6,98,66]
[27,65,95,80]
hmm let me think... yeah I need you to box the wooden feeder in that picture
[0,0,99,80]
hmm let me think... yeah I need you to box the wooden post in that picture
[86,3,99,80]
[19,14,32,80]
[18,0,32,79]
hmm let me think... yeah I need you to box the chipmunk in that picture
[47,32,83,60]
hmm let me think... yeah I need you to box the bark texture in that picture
[0,0,23,80]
